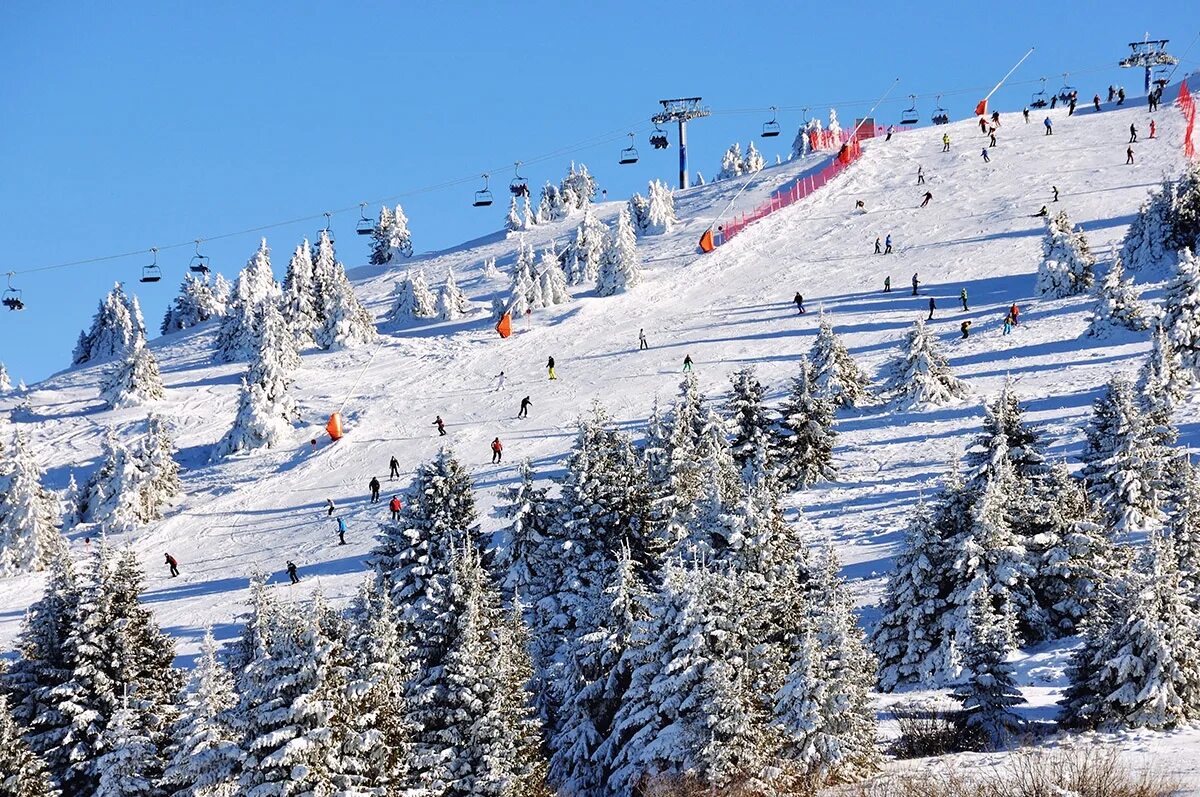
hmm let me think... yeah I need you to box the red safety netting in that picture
[1180,80,1196,162]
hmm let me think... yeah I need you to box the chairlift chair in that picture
[649,122,669,150]
[900,95,919,126]
[1153,66,1171,88]
[618,133,639,165]
[2,272,23,311]
[140,248,162,284]
[188,239,210,275]
[509,162,529,197]
[1030,77,1049,108]
[322,212,335,243]
[931,94,950,125]
[1057,73,1077,103]
[761,106,781,138]
[473,173,495,207]
[356,202,375,235]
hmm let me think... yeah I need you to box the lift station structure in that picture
[652,97,710,189]
[1119,35,1178,94]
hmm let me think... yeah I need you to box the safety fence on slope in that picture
[1179,80,1195,161]
[700,126,893,252]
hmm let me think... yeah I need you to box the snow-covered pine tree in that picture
[505,238,539,316]
[1059,532,1200,729]
[883,320,968,409]
[494,459,554,603]
[0,362,11,393]
[537,182,570,223]
[160,273,227,335]
[535,249,572,307]
[810,312,873,408]
[435,267,473,321]
[505,196,524,233]
[482,256,504,281]
[725,365,774,478]
[1139,322,1192,419]
[162,628,240,797]
[385,270,438,323]
[743,141,765,173]
[872,499,946,690]
[950,585,1026,749]
[1121,180,1178,273]
[1165,454,1200,601]
[73,282,144,365]
[626,191,650,234]
[0,430,66,577]
[76,430,145,534]
[642,180,676,235]
[1087,255,1151,337]
[212,301,299,458]
[774,359,837,488]
[99,336,165,409]
[213,239,281,363]
[962,377,1050,497]
[313,233,376,350]
[1036,210,1096,298]
[281,239,320,348]
[1080,373,1165,534]
[564,209,606,284]
[0,693,55,797]
[1161,247,1200,378]
[369,204,413,264]
[595,206,641,296]
[716,142,745,181]
[561,162,597,210]
[95,701,166,797]
[827,109,842,140]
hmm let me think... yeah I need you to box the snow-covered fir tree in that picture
[1080,373,1165,534]
[716,142,745,180]
[76,430,146,533]
[99,336,165,409]
[626,191,650,234]
[950,586,1026,749]
[160,273,227,335]
[493,459,553,602]
[1166,454,1200,601]
[482,256,504,281]
[73,282,145,365]
[313,231,376,350]
[0,693,55,797]
[810,312,873,407]
[385,270,438,323]
[505,196,525,233]
[1139,322,1192,418]
[536,181,570,223]
[1160,247,1200,378]
[774,360,837,488]
[370,204,413,264]
[1122,179,1179,273]
[0,362,11,393]
[596,206,641,296]
[561,162,597,210]
[827,108,842,140]
[629,179,676,236]
[0,430,66,577]
[436,267,474,321]
[743,140,765,173]
[213,239,281,364]
[563,209,606,284]
[725,365,774,479]
[280,239,320,348]
[883,320,968,409]
[1087,255,1151,337]
[1036,210,1096,298]
[162,628,240,797]
[790,117,823,159]
[95,701,165,797]
[212,301,299,458]
[535,248,572,308]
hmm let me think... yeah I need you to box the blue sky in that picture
[1,1,1197,383]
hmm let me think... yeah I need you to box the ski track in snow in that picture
[2,94,1198,786]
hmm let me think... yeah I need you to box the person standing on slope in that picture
[683,354,694,372]
[369,477,381,503]
[326,498,336,517]
[491,437,503,464]
[1022,107,1030,123]
[1126,146,1135,165]
[287,560,300,584]
[518,396,532,419]
[961,320,972,339]
[1129,123,1138,143]
[336,516,347,545]
[164,553,179,578]
[1003,314,1013,335]
[917,165,925,185]
[638,328,648,350]
[884,234,893,254]
[927,296,936,320]
[1150,120,1156,139]
[495,371,506,391]
[433,416,446,436]
[389,456,400,480]
[959,288,969,311]
[942,132,951,152]
[1093,94,1101,112]
[874,236,882,254]
[981,147,990,163]
[911,273,920,296]
[1009,303,1020,325]
[883,275,891,293]
[1044,117,1053,136]
[793,292,806,314]
[389,495,402,522]
[547,356,557,380]
[1052,185,1059,202]
[988,129,997,148]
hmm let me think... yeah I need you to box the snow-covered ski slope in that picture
[0,93,1193,687]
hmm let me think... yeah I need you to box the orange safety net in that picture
[326,412,344,441]
[496,312,512,338]
[698,229,715,253]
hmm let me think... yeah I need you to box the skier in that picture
[1117,87,1125,105]
[927,296,936,321]
[793,292,806,314]
[495,371,506,391]
[164,553,179,578]
[1009,303,1020,325]
[287,560,300,584]
[917,165,925,185]
[959,288,969,311]
[336,516,347,545]
[1022,107,1030,123]
[1107,85,1115,103]
[854,199,866,212]
[310,438,318,452]
[1052,185,1059,202]
[1044,117,1053,136]
[981,147,990,163]
[1129,123,1138,143]
[979,117,988,134]
[961,320,972,339]
[638,328,648,350]
[885,124,895,141]
[325,498,335,517]
[433,415,446,436]
[547,356,557,380]
[874,236,882,254]
[920,191,933,208]
[1003,314,1013,335]
[884,234,893,255]
[1033,205,1049,218]
[518,396,532,418]
[389,456,400,480]
[1068,97,1076,116]
[1150,120,1156,139]
[883,275,891,293]
[990,110,1000,126]
[1126,146,1135,165]
[942,132,951,152]
[988,131,997,148]
[389,495,402,521]
[683,354,694,372]
[1050,95,1057,109]
[1093,94,1101,112]
[491,437,503,464]
[369,477,381,504]
[911,273,920,296]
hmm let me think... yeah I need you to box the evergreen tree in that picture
[595,207,641,296]
[571,208,607,284]
[163,629,240,797]
[716,142,745,180]
[505,197,524,233]
[883,320,968,409]
[0,693,56,797]
[77,431,145,533]
[950,586,1026,749]
[74,282,144,366]
[99,337,166,409]
[1122,180,1178,273]
[535,250,572,307]
[1160,247,1200,378]
[95,702,164,797]
[1036,210,1096,298]
[1087,256,1151,337]
[385,270,438,323]
[1166,455,1200,602]
[280,240,319,348]
[436,268,473,321]
[494,459,554,603]
[0,430,67,576]
[369,204,413,265]
[161,274,227,335]
[1138,322,1192,420]
[1080,373,1165,534]
[774,360,837,488]
[213,239,281,364]
[560,162,597,210]
[313,231,376,350]
[506,239,538,316]
[725,366,774,477]
[743,141,765,173]
[809,312,873,408]
[136,415,181,523]
[0,362,11,393]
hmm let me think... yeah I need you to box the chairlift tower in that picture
[1119,34,1178,94]
[652,97,710,190]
